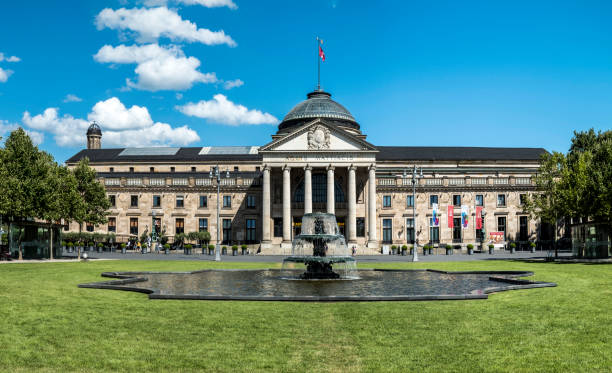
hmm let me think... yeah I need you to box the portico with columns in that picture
[258,116,378,253]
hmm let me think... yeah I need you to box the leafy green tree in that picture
[72,157,110,259]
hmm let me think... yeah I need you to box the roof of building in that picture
[376,146,547,161]
[66,145,547,164]
[86,122,102,136]
[278,90,360,133]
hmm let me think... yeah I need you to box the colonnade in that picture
[261,164,377,247]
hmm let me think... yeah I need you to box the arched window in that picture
[294,173,345,203]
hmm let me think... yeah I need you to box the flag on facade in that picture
[461,205,469,228]
[432,203,439,226]
[447,205,454,228]
[475,206,483,229]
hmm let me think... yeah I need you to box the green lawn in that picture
[0,260,609,372]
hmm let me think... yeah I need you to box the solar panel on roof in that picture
[199,146,259,155]
[119,147,180,156]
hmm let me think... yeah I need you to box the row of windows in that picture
[271,217,367,238]
[110,166,260,173]
[381,216,529,244]
[383,194,528,208]
[102,217,258,244]
[109,195,258,209]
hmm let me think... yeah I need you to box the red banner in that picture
[447,205,454,228]
[476,206,482,229]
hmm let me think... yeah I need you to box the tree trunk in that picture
[17,225,23,261]
[49,222,54,260]
[77,223,82,260]
[554,219,559,258]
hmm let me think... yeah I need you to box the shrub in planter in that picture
[66,241,74,253]
[422,245,429,255]
[391,245,398,255]
[241,244,248,255]
[120,243,127,254]
[467,243,474,255]
[445,244,452,255]
[409,245,414,255]
[488,243,494,254]
[429,246,434,255]
[510,242,517,253]
[231,245,238,256]
[97,242,104,252]
[88,242,94,251]
[208,244,215,255]
[222,246,227,255]
[185,244,193,255]
[401,244,408,256]
[529,241,536,253]
[163,243,170,254]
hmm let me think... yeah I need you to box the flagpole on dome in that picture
[316,36,321,91]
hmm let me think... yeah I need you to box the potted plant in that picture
[409,245,414,255]
[184,244,193,255]
[488,243,494,255]
[445,244,452,255]
[529,241,536,253]
[163,243,170,255]
[422,244,429,256]
[391,245,397,255]
[232,245,238,256]
[222,246,227,255]
[120,243,127,254]
[401,245,408,256]
[467,243,474,255]
[510,242,516,254]
[429,245,434,255]
[97,242,103,253]
[88,241,94,252]
[241,244,248,255]
[66,241,74,253]
[208,244,215,255]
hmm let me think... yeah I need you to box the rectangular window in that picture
[199,195,208,208]
[520,194,527,206]
[86,223,94,232]
[223,195,231,208]
[519,216,528,241]
[199,218,208,232]
[222,219,232,244]
[246,219,256,243]
[109,195,116,207]
[108,217,116,232]
[356,217,365,237]
[475,194,484,207]
[497,194,506,207]
[382,219,392,244]
[497,216,507,240]
[429,195,438,207]
[149,178,165,186]
[175,218,184,235]
[273,218,282,238]
[383,195,392,208]
[130,218,138,236]
[247,195,256,208]
[453,217,462,242]
[453,195,461,206]
[130,195,138,207]
[406,195,414,208]
[406,218,414,244]
[152,195,161,208]
[429,218,440,244]
[176,195,184,208]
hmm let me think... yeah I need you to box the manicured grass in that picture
[0,260,609,372]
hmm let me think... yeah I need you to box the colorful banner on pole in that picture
[447,205,454,228]
[461,205,469,228]
[475,206,482,229]
[432,203,439,226]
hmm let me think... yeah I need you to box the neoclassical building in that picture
[66,90,548,254]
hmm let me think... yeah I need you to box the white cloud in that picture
[0,53,20,62]
[144,0,237,8]
[0,120,44,146]
[63,94,83,103]
[177,94,278,125]
[22,97,200,147]
[223,78,243,90]
[0,68,13,83]
[95,7,236,46]
[94,44,217,91]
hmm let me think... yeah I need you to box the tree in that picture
[72,157,110,259]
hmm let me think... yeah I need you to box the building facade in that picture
[66,90,549,254]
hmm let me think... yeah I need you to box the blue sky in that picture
[0,0,611,162]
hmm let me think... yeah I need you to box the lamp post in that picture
[210,165,230,262]
[482,208,487,252]
[404,165,423,262]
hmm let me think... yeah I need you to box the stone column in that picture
[304,165,312,214]
[347,165,357,243]
[262,165,271,243]
[282,166,291,243]
[367,164,378,248]
[327,165,335,214]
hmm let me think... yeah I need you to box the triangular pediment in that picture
[260,119,377,153]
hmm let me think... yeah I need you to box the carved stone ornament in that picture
[307,125,331,150]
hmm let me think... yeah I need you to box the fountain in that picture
[282,213,356,279]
